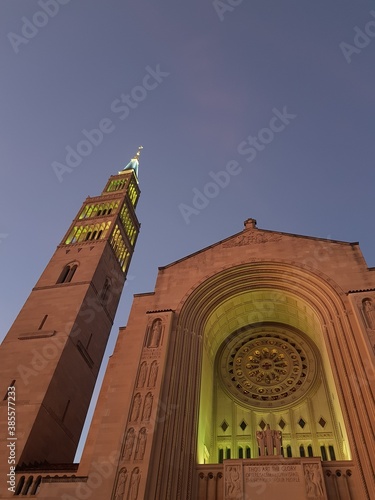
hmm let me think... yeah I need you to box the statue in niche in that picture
[265,424,274,456]
[122,428,135,461]
[148,319,162,348]
[114,468,128,500]
[304,464,324,498]
[274,430,283,455]
[226,466,241,496]
[148,361,158,387]
[129,467,141,500]
[362,298,375,329]
[256,430,265,456]
[130,393,142,422]
[142,392,153,422]
[137,362,147,388]
[134,427,147,460]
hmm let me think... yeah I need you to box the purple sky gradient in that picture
[1,0,374,459]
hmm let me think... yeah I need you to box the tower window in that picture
[30,476,42,495]
[308,445,314,457]
[38,315,48,330]
[65,222,111,244]
[79,201,119,219]
[320,446,328,461]
[106,179,126,192]
[287,445,292,457]
[128,178,139,206]
[119,204,137,245]
[218,448,224,464]
[299,445,306,457]
[15,476,25,495]
[22,476,33,495]
[110,225,131,272]
[62,399,70,423]
[100,278,111,304]
[57,264,78,284]
[3,380,16,401]
[246,446,251,458]
[238,447,243,458]
[226,448,231,459]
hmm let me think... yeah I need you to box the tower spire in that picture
[120,145,143,179]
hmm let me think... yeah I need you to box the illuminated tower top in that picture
[119,145,143,180]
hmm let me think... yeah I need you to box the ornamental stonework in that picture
[218,325,319,409]
[222,232,282,247]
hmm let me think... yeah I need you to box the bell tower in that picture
[0,149,142,467]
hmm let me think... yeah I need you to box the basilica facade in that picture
[0,160,374,499]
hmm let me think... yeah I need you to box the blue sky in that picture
[1,0,374,459]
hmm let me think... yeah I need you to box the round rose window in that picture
[217,324,319,408]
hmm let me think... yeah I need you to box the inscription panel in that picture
[244,464,305,499]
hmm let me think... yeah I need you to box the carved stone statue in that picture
[148,361,158,387]
[265,424,274,456]
[137,361,147,388]
[363,298,375,329]
[148,319,162,348]
[304,464,324,498]
[274,430,282,455]
[122,428,135,460]
[226,466,241,496]
[134,427,147,460]
[256,430,265,456]
[130,393,142,422]
[142,392,153,422]
[114,468,128,500]
[129,467,141,500]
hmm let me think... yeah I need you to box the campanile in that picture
[0,149,141,470]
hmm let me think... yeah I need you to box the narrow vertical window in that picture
[101,278,111,303]
[62,399,70,423]
[22,476,33,495]
[3,380,16,400]
[226,448,231,459]
[57,264,77,284]
[218,448,224,464]
[30,476,42,495]
[246,446,251,458]
[238,447,243,459]
[86,334,93,350]
[57,265,70,283]
[15,476,25,495]
[320,446,328,461]
[287,445,292,457]
[329,445,336,460]
[299,445,305,457]
[38,315,48,330]
[66,264,77,282]
[308,445,313,457]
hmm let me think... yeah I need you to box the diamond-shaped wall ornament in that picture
[319,417,326,428]
[298,418,306,429]
[221,420,229,432]
[259,420,266,430]
[240,420,247,431]
[279,418,286,430]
